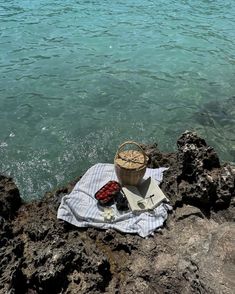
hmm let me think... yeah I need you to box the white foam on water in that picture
[0,0,235,200]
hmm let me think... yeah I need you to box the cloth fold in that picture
[57,163,171,237]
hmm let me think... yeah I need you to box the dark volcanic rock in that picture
[158,131,235,210]
[0,131,234,293]
[0,175,21,219]
[142,142,177,169]
[0,197,113,294]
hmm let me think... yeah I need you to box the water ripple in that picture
[0,0,235,199]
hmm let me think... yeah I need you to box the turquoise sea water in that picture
[0,0,235,200]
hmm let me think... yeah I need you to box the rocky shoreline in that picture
[0,131,234,294]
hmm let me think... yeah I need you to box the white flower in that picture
[102,208,115,221]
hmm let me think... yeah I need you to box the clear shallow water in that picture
[0,0,235,200]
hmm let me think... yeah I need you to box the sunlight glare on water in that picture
[0,0,235,199]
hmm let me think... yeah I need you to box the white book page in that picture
[122,177,168,212]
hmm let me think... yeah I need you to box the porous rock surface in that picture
[0,131,234,294]
[0,175,21,220]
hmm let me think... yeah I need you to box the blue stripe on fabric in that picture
[57,164,171,238]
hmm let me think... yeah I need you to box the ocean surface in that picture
[0,0,235,200]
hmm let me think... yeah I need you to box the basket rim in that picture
[115,141,148,165]
[114,161,147,171]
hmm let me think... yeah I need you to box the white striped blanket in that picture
[57,163,171,237]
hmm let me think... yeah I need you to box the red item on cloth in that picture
[95,181,121,204]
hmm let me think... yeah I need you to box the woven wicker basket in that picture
[114,141,148,186]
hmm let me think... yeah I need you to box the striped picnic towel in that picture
[57,163,171,237]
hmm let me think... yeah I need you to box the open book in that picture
[122,177,168,212]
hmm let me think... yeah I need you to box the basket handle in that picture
[116,141,148,164]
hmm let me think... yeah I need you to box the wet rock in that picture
[0,175,21,219]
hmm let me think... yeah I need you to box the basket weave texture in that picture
[114,141,148,186]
